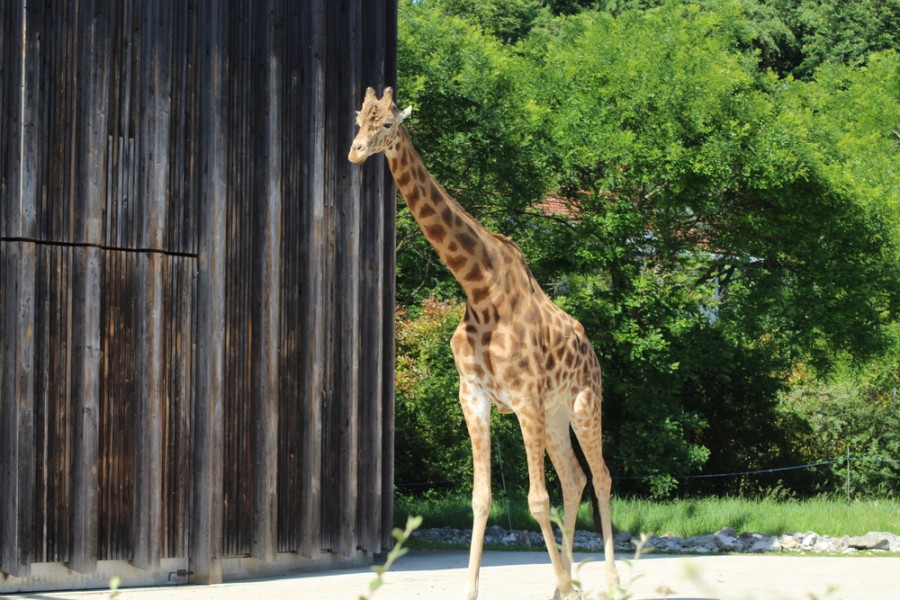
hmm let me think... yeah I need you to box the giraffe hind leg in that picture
[517,407,576,598]
[571,388,621,591]
[545,410,586,581]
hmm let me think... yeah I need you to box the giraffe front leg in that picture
[460,388,492,600]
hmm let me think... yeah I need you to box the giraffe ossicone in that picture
[350,87,621,600]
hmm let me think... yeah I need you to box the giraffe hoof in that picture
[460,587,478,600]
[553,587,584,600]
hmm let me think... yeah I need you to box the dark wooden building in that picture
[0,0,397,591]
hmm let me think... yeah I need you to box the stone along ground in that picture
[413,525,900,554]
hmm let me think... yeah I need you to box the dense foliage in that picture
[392,0,899,499]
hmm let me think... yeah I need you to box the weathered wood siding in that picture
[0,0,396,588]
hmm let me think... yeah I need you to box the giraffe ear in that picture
[397,105,413,124]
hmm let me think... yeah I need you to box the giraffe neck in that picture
[386,127,501,305]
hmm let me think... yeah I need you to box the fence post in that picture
[845,447,851,503]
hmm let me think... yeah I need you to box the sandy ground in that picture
[7,550,898,600]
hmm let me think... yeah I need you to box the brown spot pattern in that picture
[471,287,490,304]
[464,263,483,282]
[446,254,468,271]
[458,233,477,254]
[406,186,420,211]
[426,224,447,243]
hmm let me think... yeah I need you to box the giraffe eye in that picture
[382,122,393,130]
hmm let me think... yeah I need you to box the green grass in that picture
[395,494,900,538]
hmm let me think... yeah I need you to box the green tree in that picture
[518,3,898,493]
[779,337,900,498]
[394,297,470,492]
[394,0,899,497]
[429,0,543,44]
[787,0,900,78]
[396,0,546,304]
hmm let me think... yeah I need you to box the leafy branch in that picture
[360,515,424,600]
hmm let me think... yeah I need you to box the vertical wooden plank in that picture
[2,0,37,240]
[98,249,139,562]
[161,254,195,560]
[0,241,37,577]
[74,0,108,247]
[298,0,325,560]
[68,0,108,573]
[192,0,227,583]
[320,0,337,554]
[0,2,9,216]
[324,0,362,557]
[132,0,172,571]
[42,245,73,564]
[222,0,254,557]
[249,0,281,562]
[2,3,40,576]
[133,253,163,570]
[380,0,399,552]
[31,244,49,564]
[0,0,40,576]
[69,246,101,573]
[356,0,397,553]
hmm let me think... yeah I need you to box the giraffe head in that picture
[348,87,412,164]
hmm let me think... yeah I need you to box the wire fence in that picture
[396,454,899,497]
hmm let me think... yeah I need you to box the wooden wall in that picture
[0,0,396,587]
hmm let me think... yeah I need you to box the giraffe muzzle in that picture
[348,141,368,164]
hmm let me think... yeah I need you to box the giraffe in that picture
[349,87,620,599]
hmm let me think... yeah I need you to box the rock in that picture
[412,527,895,556]
[847,532,891,550]
[713,529,740,552]
[692,534,719,553]
[487,525,506,539]
[716,526,737,538]
[714,532,740,552]
[648,532,682,552]
[813,535,846,553]
[779,534,801,551]
[748,535,782,553]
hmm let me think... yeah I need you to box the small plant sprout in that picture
[360,515,423,600]
[108,576,122,600]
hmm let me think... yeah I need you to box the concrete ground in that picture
[7,550,898,600]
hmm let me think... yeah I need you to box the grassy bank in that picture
[395,494,899,538]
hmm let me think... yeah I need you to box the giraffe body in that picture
[350,87,620,599]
